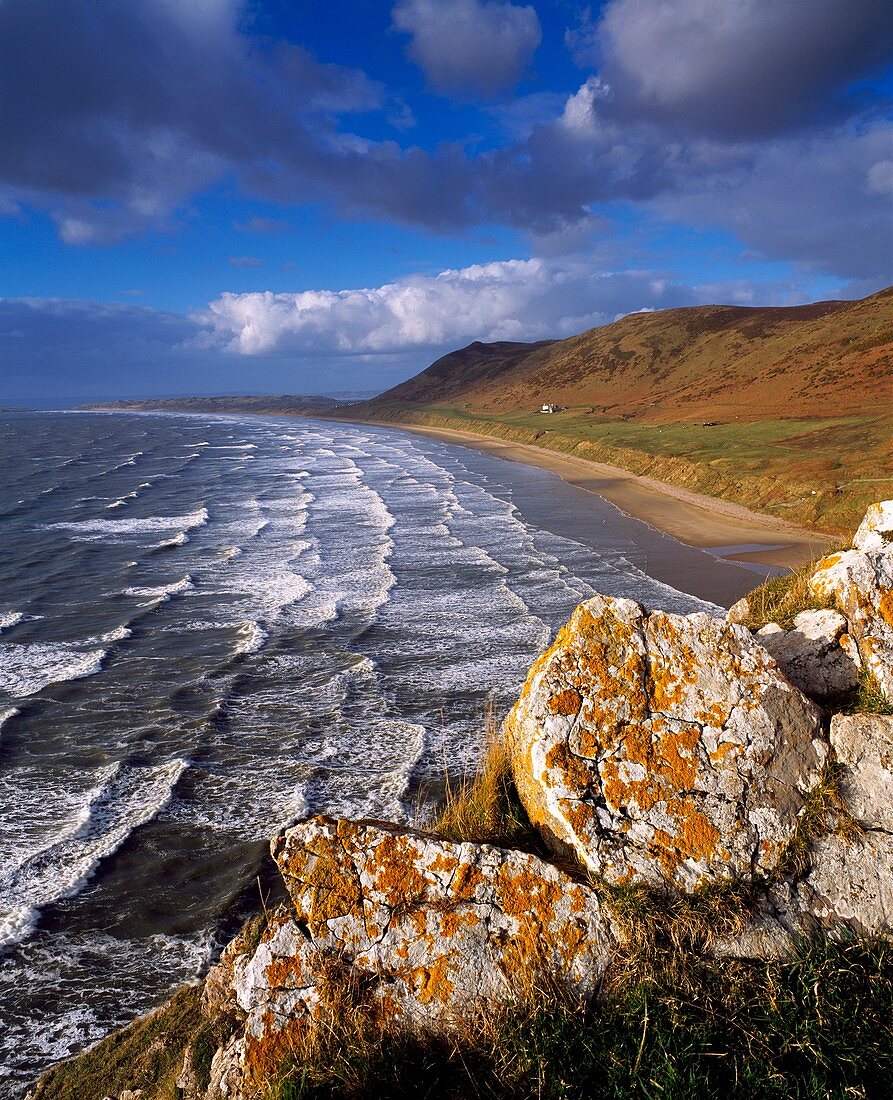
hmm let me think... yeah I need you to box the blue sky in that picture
[1,0,891,402]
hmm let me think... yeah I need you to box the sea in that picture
[0,410,766,1095]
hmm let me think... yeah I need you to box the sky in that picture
[1,0,892,403]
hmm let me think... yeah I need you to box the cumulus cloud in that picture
[392,0,541,99]
[593,0,893,137]
[198,258,702,356]
[1,260,878,403]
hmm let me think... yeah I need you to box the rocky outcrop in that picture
[507,594,826,892]
[809,500,893,699]
[792,714,893,935]
[201,817,613,1096]
[755,609,860,703]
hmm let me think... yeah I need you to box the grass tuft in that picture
[737,556,839,630]
[846,667,893,716]
[775,760,865,881]
[430,711,540,851]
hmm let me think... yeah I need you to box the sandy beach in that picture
[385,423,835,570]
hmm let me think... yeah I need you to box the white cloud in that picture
[198,258,701,357]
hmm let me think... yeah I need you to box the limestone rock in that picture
[829,713,893,831]
[274,817,612,1017]
[791,715,893,936]
[755,609,860,702]
[809,500,893,699]
[508,594,826,892]
[795,831,893,935]
[205,817,613,1094]
[726,596,750,624]
[853,499,893,554]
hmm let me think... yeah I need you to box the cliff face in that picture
[31,503,893,1100]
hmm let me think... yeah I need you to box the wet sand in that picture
[383,423,834,570]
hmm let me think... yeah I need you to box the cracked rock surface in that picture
[809,500,893,699]
[507,594,826,891]
[793,714,893,935]
[756,609,860,703]
[201,817,612,1095]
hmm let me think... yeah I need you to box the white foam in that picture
[105,484,149,510]
[234,620,267,656]
[153,531,190,550]
[48,506,208,538]
[98,625,132,644]
[0,612,24,634]
[123,575,194,602]
[0,708,18,735]
[0,758,188,948]
[0,643,106,698]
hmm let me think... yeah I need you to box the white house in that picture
[541,403,561,413]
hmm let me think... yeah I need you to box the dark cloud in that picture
[0,0,387,241]
[392,0,541,99]
[593,0,893,138]
[0,0,889,286]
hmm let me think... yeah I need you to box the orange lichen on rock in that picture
[549,688,582,715]
[509,594,824,891]
[258,816,612,1049]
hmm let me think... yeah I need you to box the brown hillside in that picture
[382,339,555,405]
[371,288,893,422]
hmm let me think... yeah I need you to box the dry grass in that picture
[737,555,840,630]
[29,984,210,1100]
[431,711,538,851]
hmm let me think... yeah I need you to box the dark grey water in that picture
[0,411,761,1095]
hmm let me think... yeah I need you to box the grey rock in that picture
[755,609,860,702]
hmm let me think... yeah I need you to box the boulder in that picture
[755,609,860,703]
[791,715,893,937]
[203,817,613,1094]
[809,500,893,699]
[508,595,826,892]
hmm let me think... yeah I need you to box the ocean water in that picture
[0,411,758,1095]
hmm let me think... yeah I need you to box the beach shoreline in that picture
[359,420,835,570]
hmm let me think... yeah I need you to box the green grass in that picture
[269,937,893,1100]
[404,406,883,470]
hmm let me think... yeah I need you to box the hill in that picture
[373,289,892,420]
[337,288,893,533]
